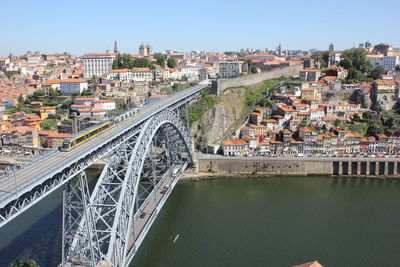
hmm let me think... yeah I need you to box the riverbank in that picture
[195,154,400,176]
[181,171,400,180]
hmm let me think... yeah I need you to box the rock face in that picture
[190,87,245,151]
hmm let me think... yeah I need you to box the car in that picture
[163,185,170,190]
[140,212,146,219]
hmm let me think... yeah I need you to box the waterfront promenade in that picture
[195,153,400,176]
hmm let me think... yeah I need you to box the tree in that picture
[18,94,24,104]
[167,57,177,68]
[396,65,400,71]
[334,119,342,127]
[154,53,166,68]
[49,88,60,97]
[40,118,57,130]
[33,90,45,98]
[112,54,134,69]
[9,259,39,267]
[352,113,361,122]
[339,48,372,82]
[250,66,258,74]
[369,65,385,80]
[366,122,384,136]
[132,58,151,68]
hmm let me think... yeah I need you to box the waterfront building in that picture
[222,139,249,156]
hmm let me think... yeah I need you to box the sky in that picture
[1,0,400,56]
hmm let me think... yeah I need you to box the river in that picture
[1,174,400,267]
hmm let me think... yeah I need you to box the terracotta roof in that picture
[222,139,247,145]
[60,78,86,83]
[291,261,324,267]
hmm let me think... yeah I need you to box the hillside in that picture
[189,77,285,151]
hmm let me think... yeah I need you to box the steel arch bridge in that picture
[62,108,193,267]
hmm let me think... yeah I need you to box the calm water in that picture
[1,175,400,267]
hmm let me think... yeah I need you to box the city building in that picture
[368,55,399,70]
[299,69,321,82]
[59,79,88,95]
[218,61,241,78]
[83,53,116,78]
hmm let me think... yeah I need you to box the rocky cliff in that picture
[190,87,246,150]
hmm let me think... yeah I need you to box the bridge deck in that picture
[0,84,207,217]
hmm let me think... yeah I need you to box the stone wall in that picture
[196,157,400,177]
[211,64,303,95]
[197,158,309,175]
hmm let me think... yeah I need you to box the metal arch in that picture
[68,108,193,266]
[109,108,193,266]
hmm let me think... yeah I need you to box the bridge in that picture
[0,83,208,267]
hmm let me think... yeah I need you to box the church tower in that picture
[114,41,119,54]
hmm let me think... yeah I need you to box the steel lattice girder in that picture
[64,108,193,267]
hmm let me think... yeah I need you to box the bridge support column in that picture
[62,172,99,266]
[357,162,361,175]
[374,163,379,175]
[394,162,398,175]
[384,162,389,175]
[338,162,342,175]
[366,162,370,175]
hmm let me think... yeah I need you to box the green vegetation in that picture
[244,77,286,112]
[4,106,21,115]
[188,89,218,124]
[250,66,258,74]
[339,48,373,83]
[312,51,329,68]
[9,259,39,267]
[4,71,19,78]
[167,57,177,68]
[154,53,166,68]
[112,54,152,69]
[160,83,191,94]
[335,110,400,137]
[369,66,385,80]
[40,118,58,130]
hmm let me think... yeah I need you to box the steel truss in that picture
[62,108,193,267]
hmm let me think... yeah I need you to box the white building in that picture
[221,139,249,156]
[368,55,399,70]
[60,79,88,94]
[328,51,342,65]
[94,99,116,110]
[176,65,199,80]
[108,68,131,82]
[131,67,153,82]
[83,53,116,79]
[26,56,42,67]
[218,61,241,78]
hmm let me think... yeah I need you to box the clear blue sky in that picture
[1,0,399,56]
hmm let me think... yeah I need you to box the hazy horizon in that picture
[1,0,399,56]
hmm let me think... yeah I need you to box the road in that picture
[196,153,400,162]
[0,83,207,212]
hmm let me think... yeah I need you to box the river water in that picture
[1,174,400,267]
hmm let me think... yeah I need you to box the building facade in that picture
[83,53,116,78]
